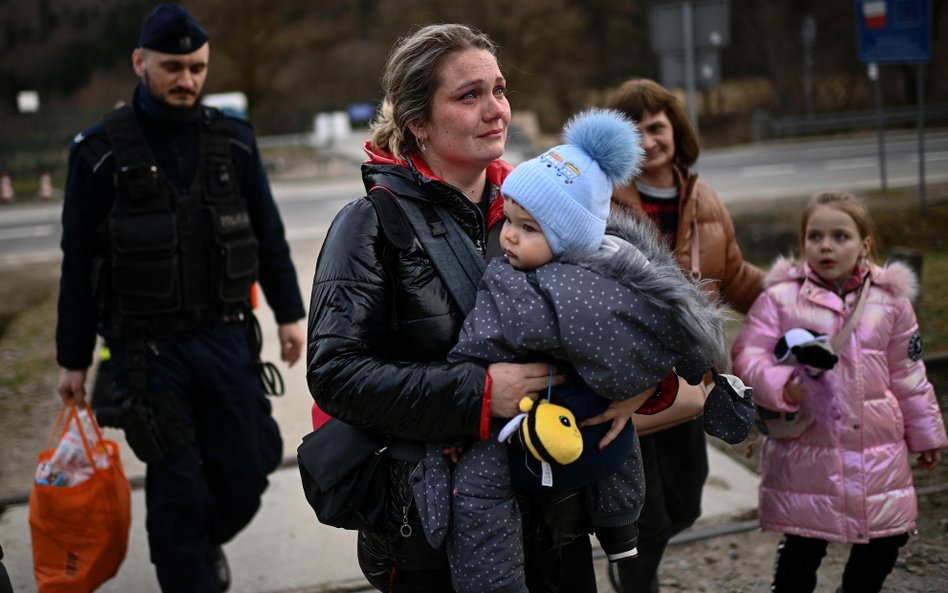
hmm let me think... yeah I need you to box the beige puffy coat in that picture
[611,166,764,313]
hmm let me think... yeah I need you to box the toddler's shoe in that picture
[596,523,639,562]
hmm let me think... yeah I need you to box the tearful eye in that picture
[559,416,572,427]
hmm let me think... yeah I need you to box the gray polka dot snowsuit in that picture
[415,215,731,593]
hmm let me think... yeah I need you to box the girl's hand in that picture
[581,385,657,450]
[917,449,942,471]
[783,376,806,405]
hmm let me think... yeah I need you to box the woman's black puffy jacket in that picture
[307,152,506,443]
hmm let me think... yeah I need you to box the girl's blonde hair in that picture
[370,24,499,160]
[800,191,876,260]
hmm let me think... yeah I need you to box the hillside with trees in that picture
[1,0,946,151]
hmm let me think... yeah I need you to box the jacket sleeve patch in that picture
[908,330,924,361]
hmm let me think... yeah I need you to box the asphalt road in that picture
[2,127,946,268]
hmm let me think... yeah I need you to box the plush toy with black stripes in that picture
[498,397,583,465]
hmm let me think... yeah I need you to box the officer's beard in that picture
[143,72,202,124]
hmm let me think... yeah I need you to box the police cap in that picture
[138,4,209,54]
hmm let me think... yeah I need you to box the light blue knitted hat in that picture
[501,108,644,256]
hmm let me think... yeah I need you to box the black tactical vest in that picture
[99,105,258,330]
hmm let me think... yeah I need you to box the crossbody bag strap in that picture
[680,173,700,280]
[689,219,700,279]
[369,186,485,313]
[829,274,872,353]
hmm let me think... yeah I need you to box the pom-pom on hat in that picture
[139,4,209,55]
[501,108,644,256]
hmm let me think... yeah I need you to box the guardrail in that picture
[752,103,948,141]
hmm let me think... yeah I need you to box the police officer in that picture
[55,5,305,592]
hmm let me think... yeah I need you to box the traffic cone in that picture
[0,173,13,203]
[38,172,53,201]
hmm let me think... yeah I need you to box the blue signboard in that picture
[855,0,931,63]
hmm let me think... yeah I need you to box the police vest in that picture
[99,105,258,329]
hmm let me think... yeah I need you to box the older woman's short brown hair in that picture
[606,78,700,169]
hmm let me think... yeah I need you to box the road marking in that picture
[907,151,948,163]
[0,249,61,267]
[740,164,796,178]
[0,224,56,240]
[825,157,877,170]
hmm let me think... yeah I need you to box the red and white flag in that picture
[863,0,888,30]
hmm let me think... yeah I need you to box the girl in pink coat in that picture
[732,191,947,593]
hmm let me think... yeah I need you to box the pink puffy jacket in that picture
[732,258,948,543]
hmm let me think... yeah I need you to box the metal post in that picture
[802,16,816,119]
[682,1,698,133]
[916,63,926,208]
[869,62,887,191]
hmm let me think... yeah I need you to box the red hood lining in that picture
[363,140,510,230]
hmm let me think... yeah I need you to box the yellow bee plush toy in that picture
[498,397,583,465]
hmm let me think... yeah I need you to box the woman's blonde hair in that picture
[800,191,877,260]
[370,23,499,160]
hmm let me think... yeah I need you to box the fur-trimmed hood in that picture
[564,211,731,371]
[765,256,919,301]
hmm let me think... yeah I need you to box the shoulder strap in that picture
[829,274,872,353]
[103,105,155,170]
[681,175,701,279]
[368,186,485,313]
[366,188,414,250]
[102,106,168,213]
[689,219,700,279]
[200,107,235,163]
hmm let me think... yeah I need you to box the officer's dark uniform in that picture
[55,8,305,592]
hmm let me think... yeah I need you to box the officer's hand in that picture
[278,323,304,367]
[486,362,565,418]
[57,368,88,404]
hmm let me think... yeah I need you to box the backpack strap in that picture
[367,186,485,314]
[367,187,414,251]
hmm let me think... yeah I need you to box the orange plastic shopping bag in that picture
[29,402,131,593]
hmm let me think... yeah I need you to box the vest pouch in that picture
[116,164,166,213]
[112,257,180,314]
[109,211,180,315]
[220,238,258,302]
[110,212,177,255]
[208,204,258,303]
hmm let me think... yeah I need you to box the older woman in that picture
[307,24,598,592]
[606,78,765,593]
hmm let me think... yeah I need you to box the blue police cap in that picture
[138,4,209,54]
